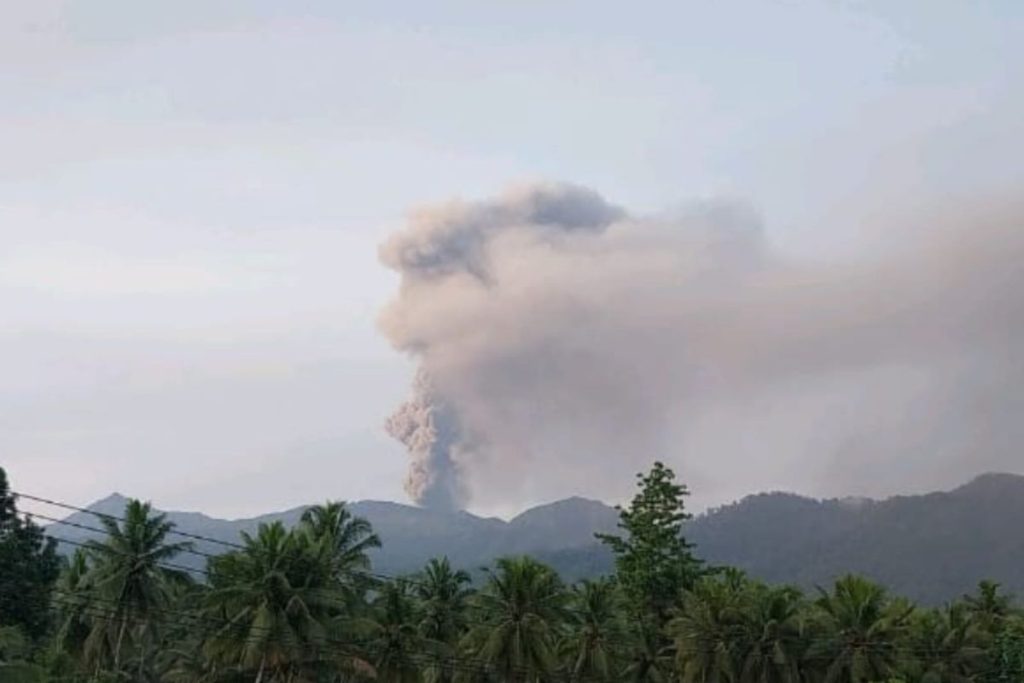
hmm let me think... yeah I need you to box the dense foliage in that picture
[1,463,1022,683]
[0,467,60,662]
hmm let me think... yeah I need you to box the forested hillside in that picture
[48,473,1024,603]
[688,473,1024,603]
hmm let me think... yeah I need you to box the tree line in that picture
[1,463,1022,683]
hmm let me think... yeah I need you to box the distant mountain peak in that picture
[509,495,616,524]
[88,492,131,509]
[954,472,1024,495]
[962,471,1024,485]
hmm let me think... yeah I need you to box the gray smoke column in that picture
[384,369,466,510]
[380,182,1024,510]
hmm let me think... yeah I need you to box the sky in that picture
[2,1,1022,519]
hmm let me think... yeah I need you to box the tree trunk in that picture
[138,632,146,681]
[113,615,128,672]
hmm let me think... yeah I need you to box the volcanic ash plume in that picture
[384,370,466,510]
[379,181,1024,510]
[380,182,624,508]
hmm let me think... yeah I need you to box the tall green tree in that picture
[597,462,704,623]
[598,461,704,682]
[463,556,568,683]
[0,468,60,642]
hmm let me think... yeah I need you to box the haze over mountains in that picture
[48,473,1024,604]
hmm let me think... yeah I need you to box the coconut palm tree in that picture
[462,556,568,683]
[418,558,472,643]
[84,499,193,675]
[560,577,628,682]
[203,521,367,683]
[52,549,97,669]
[369,579,426,683]
[736,584,806,683]
[668,571,748,683]
[963,581,1014,636]
[299,501,380,588]
[417,557,472,683]
[902,603,987,683]
[806,575,914,683]
[619,627,672,683]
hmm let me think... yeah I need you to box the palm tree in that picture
[149,580,218,683]
[52,549,98,669]
[85,499,193,675]
[903,604,987,683]
[417,557,472,683]
[462,556,568,683]
[203,521,366,683]
[299,501,380,588]
[619,627,671,683]
[560,577,628,682]
[736,584,805,683]
[963,581,1014,635]
[807,575,914,683]
[986,616,1024,683]
[418,558,472,643]
[668,571,748,683]
[369,579,426,683]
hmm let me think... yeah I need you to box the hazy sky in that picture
[3,1,1022,518]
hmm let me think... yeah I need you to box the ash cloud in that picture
[379,182,1024,510]
[384,369,467,510]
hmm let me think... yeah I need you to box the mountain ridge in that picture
[47,472,1024,603]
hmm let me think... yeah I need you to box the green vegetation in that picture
[1,464,1022,683]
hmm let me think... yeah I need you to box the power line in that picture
[15,491,247,552]
[40,526,628,661]
[41,530,211,579]
[31,516,581,678]
[20,489,583,601]
[18,486,726,649]
[18,489,475,591]
[38,528,1004,666]
[29,510,220,563]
